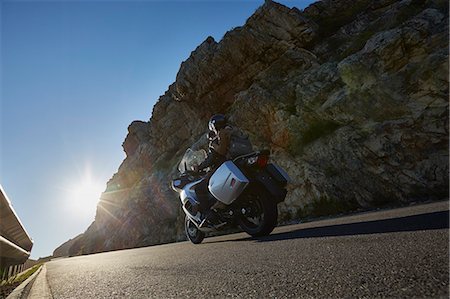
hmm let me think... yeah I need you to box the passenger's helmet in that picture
[208,114,226,133]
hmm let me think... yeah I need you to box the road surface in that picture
[43,201,449,298]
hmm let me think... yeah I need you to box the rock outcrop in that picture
[52,234,83,257]
[58,0,449,256]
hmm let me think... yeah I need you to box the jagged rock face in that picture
[62,0,449,255]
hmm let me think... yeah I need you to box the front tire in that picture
[237,191,278,237]
[185,215,205,244]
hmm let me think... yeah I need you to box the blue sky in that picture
[1,0,315,259]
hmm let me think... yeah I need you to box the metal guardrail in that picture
[0,184,33,280]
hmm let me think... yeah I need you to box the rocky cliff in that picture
[55,0,449,256]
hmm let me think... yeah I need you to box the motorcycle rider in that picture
[195,130,223,173]
[194,114,234,224]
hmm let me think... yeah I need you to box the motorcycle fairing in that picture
[171,175,193,191]
[178,148,207,174]
[179,179,203,206]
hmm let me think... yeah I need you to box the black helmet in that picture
[208,114,226,132]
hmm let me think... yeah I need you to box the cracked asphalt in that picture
[45,201,449,298]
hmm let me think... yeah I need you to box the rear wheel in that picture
[237,191,278,237]
[185,215,205,244]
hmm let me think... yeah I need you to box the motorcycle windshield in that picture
[178,148,207,174]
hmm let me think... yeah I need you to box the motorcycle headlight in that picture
[173,180,181,187]
[171,179,182,191]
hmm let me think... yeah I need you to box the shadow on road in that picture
[206,210,449,244]
[253,210,449,242]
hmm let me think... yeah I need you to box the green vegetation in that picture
[0,263,42,298]
[289,119,341,156]
[369,105,406,122]
[301,120,341,145]
[11,264,42,284]
[348,90,407,122]
[297,196,360,218]
[284,103,297,115]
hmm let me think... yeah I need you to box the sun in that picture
[65,170,104,217]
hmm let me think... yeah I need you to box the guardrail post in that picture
[8,265,13,279]
[1,267,6,281]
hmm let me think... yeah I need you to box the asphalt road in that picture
[44,201,449,298]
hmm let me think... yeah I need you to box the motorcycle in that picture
[171,148,290,244]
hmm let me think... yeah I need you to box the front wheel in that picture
[237,191,278,237]
[185,215,205,244]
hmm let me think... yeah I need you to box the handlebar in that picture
[232,149,270,162]
[182,169,207,177]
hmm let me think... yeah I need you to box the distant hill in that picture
[53,234,84,257]
[56,0,449,256]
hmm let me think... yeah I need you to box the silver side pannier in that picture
[208,161,249,205]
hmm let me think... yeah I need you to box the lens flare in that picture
[64,167,104,218]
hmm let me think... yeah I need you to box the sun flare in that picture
[65,169,104,217]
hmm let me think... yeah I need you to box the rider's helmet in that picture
[208,114,226,133]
